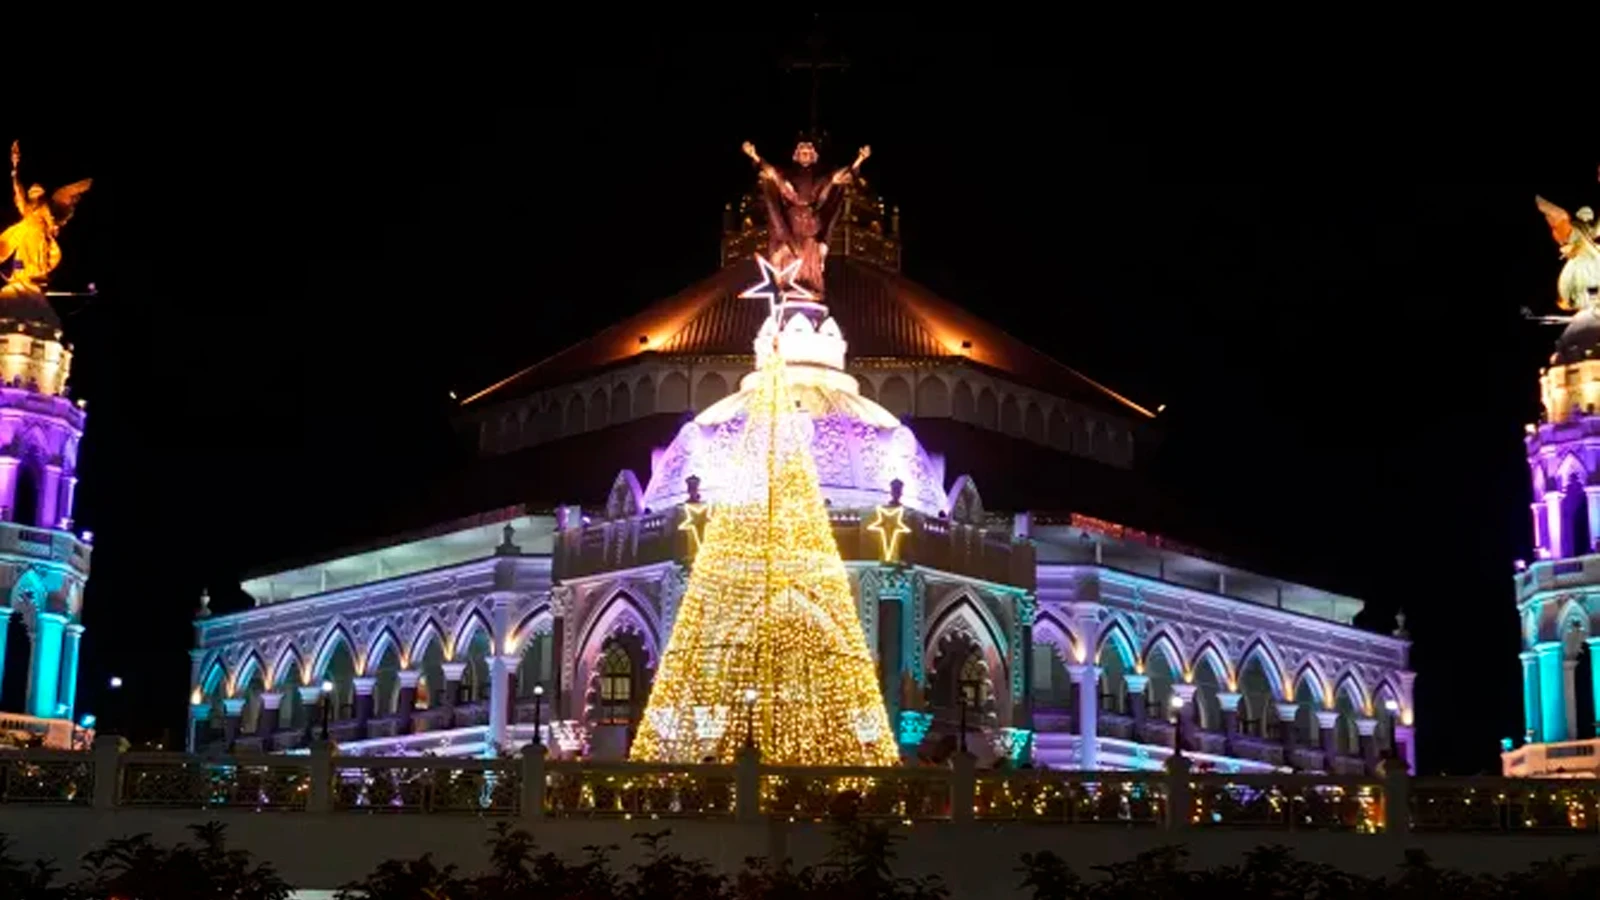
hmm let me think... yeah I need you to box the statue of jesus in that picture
[741,138,870,296]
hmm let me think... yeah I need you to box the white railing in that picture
[6,738,1600,835]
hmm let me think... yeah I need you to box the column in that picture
[0,457,18,518]
[1539,639,1573,740]
[0,607,11,703]
[1216,692,1242,749]
[1068,664,1099,770]
[397,670,420,734]
[188,703,210,753]
[257,691,283,748]
[1356,717,1378,772]
[1588,639,1600,738]
[352,676,376,739]
[1394,724,1416,775]
[1016,595,1036,731]
[36,464,60,531]
[26,613,66,719]
[487,655,512,753]
[223,697,246,749]
[1587,487,1600,553]
[1171,683,1198,750]
[297,685,322,738]
[57,475,78,528]
[1275,702,1300,756]
[57,624,83,722]
[442,661,467,718]
[1532,502,1549,557]
[1316,710,1340,764]
[1124,673,1150,732]
[1547,492,1566,557]
[1520,650,1543,743]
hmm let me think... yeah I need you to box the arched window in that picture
[959,652,988,708]
[12,463,39,527]
[599,644,632,725]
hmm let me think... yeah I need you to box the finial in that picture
[196,589,211,619]
[497,522,521,556]
[888,478,904,507]
[1393,609,1409,639]
[686,474,702,504]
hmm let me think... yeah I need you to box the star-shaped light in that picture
[738,254,814,320]
[679,501,710,557]
[866,504,912,562]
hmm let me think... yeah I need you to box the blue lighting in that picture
[897,710,933,746]
[78,713,95,729]
[1501,737,1514,752]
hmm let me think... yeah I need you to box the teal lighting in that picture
[898,710,933,746]
[1537,642,1569,742]
[1501,737,1514,751]
[26,614,65,719]
[1000,726,1032,763]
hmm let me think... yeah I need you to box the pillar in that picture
[26,612,66,719]
[188,702,210,754]
[551,614,567,719]
[1565,656,1581,741]
[57,475,77,528]
[1587,487,1600,553]
[1018,619,1035,730]
[1520,649,1543,743]
[1316,710,1339,763]
[397,670,420,734]
[258,691,283,748]
[1356,717,1378,771]
[1532,502,1550,557]
[1068,664,1100,770]
[1216,692,1242,746]
[57,623,83,722]
[1394,724,1416,774]
[1171,683,1198,750]
[1588,638,1600,737]
[0,457,18,518]
[487,655,512,753]
[297,685,321,737]
[1276,702,1300,754]
[442,660,467,714]
[1124,673,1150,730]
[0,606,11,705]
[1539,641,1572,741]
[1547,492,1566,557]
[223,696,246,749]
[36,464,60,531]
[352,676,376,738]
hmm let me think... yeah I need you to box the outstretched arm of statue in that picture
[9,142,22,215]
[742,141,764,166]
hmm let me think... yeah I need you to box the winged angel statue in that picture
[1537,187,1600,316]
[0,141,91,303]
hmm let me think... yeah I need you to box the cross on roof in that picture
[783,19,849,138]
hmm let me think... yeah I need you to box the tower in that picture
[0,302,90,727]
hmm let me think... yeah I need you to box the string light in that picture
[866,504,912,562]
[631,347,896,766]
[679,502,710,557]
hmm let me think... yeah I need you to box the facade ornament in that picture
[1392,609,1409,640]
[0,141,92,307]
[496,522,520,555]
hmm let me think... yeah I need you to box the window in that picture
[599,645,632,725]
[959,653,987,709]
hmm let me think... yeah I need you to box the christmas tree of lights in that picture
[630,272,897,766]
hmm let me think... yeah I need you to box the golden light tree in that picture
[629,342,897,766]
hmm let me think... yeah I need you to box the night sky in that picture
[28,27,1590,772]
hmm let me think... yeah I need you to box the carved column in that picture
[1015,593,1037,731]
[487,655,513,752]
[442,661,467,717]
[1276,702,1301,760]
[1315,710,1340,765]
[223,697,246,749]
[26,612,66,719]
[37,464,61,528]
[352,676,376,738]
[1216,692,1243,748]
[551,585,573,720]
[0,607,10,702]
[1124,673,1150,733]
[1356,717,1379,772]
[1536,641,1569,742]
[1394,724,1416,774]
[396,670,420,734]
[1068,663,1100,770]
[258,691,283,748]
[296,685,321,737]
[1171,683,1198,750]
[1520,649,1542,743]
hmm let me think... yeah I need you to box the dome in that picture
[1554,309,1600,365]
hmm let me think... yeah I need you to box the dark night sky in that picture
[29,27,1588,772]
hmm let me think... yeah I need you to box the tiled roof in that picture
[463,257,1151,418]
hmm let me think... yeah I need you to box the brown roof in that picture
[462,258,1153,419]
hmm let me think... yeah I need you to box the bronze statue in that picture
[1537,192,1600,314]
[0,141,92,303]
[741,138,870,296]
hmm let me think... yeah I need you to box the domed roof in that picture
[0,284,62,332]
[1554,309,1600,365]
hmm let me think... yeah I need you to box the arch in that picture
[977,388,998,429]
[563,394,585,435]
[633,376,657,417]
[1291,660,1330,707]
[609,382,632,424]
[269,642,306,688]
[1238,638,1288,700]
[1095,620,1138,671]
[1189,640,1234,690]
[1031,612,1083,665]
[452,608,495,660]
[658,372,690,412]
[407,616,447,665]
[1373,679,1402,715]
[1558,454,1588,490]
[879,376,912,418]
[925,600,1010,723]
[7,569,45,630]
[364,626,405,674]
[230,650,268,697]
[1142,628,1187,676]
[587,388,609,431]
[507,603,554,657]
[857,376,877,402]
[574,590,661,704]
[915,377,950,417]
[1333,669,1372,717]
[1532,464,1548,498]
[1047,407,1071,450]
[307,620,358,680]
[12,461,41,527]
[951,381,976,423]
[198,656,228,697]
[694,373,729,411]
[1023,403,1045,443]
[999,395,1022,435]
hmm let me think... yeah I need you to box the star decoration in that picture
[679,502,710,557]
[866,504,912,562]
[738,254,815,319]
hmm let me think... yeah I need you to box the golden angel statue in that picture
[0,141,92,301]
[1537,192,1600,314]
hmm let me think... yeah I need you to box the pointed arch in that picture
[1558,453,1588,489]
[270,642,306,688]
[576,589,661,672]
[1141,627,1186,677]
[198,655,228,696]
[1095,619,1138,670]
[364,625,405,673]
[1189,639,1235,689]
[1333,669,1372,716]
[7,568,46,631]
[452,607,496,660]
[1291,659,1331,707]
[1238,637,1288,700]
[1031,612,1083,665]
[230,650,268,697]
[1373,678,1402,715]
[407,616,447,665]
[507,603,553,657]
[310,621,358,680]
[924,592,1009,664]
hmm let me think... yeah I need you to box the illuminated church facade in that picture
[190,175,1415,774]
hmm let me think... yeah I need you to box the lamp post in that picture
[533,684,545,746]
[1169,692,1184,760]
[743,687,758,748]
[958,689,970,754]
[320,680,334,741]
[1383,698,1399,760]
[107,676,123,736]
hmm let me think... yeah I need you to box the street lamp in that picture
[1383,698,1400,760]
[1168,693,1185,759]
[532,684,545,745]
[106,676,124,736]
[320,680,334,741]
[108,676,123,689]
[743,687,758,748]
